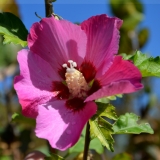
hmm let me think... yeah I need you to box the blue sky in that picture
[16,0,160,97]
[17,0,160,57]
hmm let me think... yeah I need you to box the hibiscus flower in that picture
[14,14,143,150]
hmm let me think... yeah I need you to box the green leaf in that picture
[121,53,133,60]
[3,34,27,47]
[122,51,160,77]
[89,103,118,151]
[0,12,28,47]
[90,138,104,154]
[12,113,35,126]
[96,97,110,103]
[112,113,154,134]
[0,35,21,66]
[89,117,114,152]
[96,94,122,103]
[94,103,117,121]
[45,153,64,160]
[112,152,132,160]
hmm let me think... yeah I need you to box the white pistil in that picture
[63,60,89,98]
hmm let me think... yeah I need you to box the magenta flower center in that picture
[63,60,90,98]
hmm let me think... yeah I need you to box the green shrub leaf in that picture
[0,12,28,47]
[122,51,160,77]
[113,113,154,134]
[94,103,117,121]
[89,117,114,152]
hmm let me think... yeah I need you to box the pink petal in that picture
[35,100,97,150]
[100,56,143,86]
[81,14,123,77]
[86,81,143,102]
[14,49,59,118]
[28,16,87,69]
[86,56,143,101]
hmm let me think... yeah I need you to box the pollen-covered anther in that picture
[63,60,89,98]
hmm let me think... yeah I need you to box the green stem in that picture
[44,0,53,17]
[83,122,90,160]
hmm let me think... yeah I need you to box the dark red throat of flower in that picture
[53,60,101,112]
